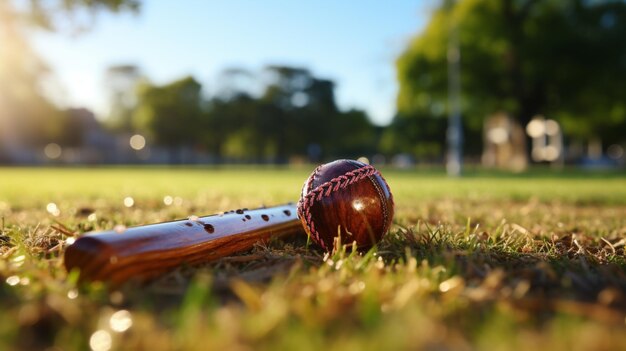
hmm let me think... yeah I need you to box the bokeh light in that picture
[129,134,146,150]
[163,195,173,206]
[46,202,60,216]
[109,310,133,332]
[526,119,545,138]
[123,196,134,207]
[67,289,79,299]
[543,145,560,162]
[608,144,624,160]
[5,276,19,286]
[487,127,508,144]
[544,119,560,136]
[44,143,62,159]
[89,330,112,351]
[174,197,184,206]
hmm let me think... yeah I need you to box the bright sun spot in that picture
[352,199,365,211]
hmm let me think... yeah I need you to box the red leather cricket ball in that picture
[297,159,394,251]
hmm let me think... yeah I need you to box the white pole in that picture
[446,0,463,176]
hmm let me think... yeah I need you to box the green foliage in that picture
[104,65,143,133]
[257,66,380,160]
[210,93,282,161]
[7,0,140,31]
[395,0,626,153]
[259,66,340,160]
[380,111,447,160]
[133,77,205,150]
[130,66,381,163]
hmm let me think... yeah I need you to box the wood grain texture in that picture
[64,204,302,284]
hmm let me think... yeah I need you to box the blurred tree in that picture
[133,76,205,162]
[207,68,270,162]
[3,0,140,32]
[206,65,379,163]
[104,64,143,132]
[54,108,102,148]
[329,109,379,158]
[0,0,140,160]
[380,112,447,161]
[261,66,339,161]
[396,0,626,156]
[215,68,259,101]
[210,94,273,162]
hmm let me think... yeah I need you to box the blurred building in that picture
[482,113,528,172]
[526,116,564,166]
[0,115,39,164]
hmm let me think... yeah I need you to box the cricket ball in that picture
[297,159,394,250]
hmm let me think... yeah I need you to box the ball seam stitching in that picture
[367,175,389,236]
[298,164,381,251]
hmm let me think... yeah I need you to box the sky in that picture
[31,1,429,126]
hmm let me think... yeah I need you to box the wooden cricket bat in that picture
[64,204,302,284]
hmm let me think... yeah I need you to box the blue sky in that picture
[32,1,429,125]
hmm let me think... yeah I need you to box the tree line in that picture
[68,0,626,163]
[105,66,382,163]
[2,0,625,165]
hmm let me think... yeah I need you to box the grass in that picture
[1,166,625,350]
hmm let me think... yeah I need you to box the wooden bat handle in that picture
[64,204,302,284]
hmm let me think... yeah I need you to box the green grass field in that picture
[1,166,626,350]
